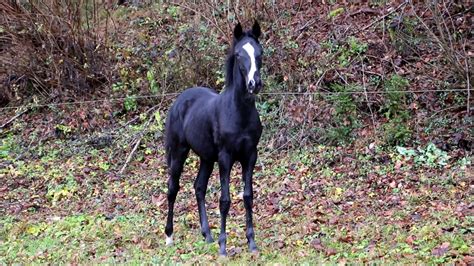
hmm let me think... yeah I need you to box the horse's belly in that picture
[183,123,218,161]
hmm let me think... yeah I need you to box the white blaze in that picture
[242,42,257,86]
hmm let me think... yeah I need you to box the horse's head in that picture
[233,21,263,95]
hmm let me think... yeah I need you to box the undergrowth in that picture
[0,0,112,101]
[0,2,473,263]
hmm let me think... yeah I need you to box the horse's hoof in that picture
[218,250,228,258]
[249,242,258,253]
[250,248,259,257]
[205,236,214,243]
[218,253,228,260]
[165,235,173,246]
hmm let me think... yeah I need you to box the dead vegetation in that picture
[2,1,471,148]
[0,1,473,264]
[0,0,113,103]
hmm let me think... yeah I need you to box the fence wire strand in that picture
[0,89,470,111]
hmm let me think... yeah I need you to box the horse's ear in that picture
[252,20,261,39]
[234,22,243,39]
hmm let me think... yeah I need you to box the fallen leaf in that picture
[311,238,324,251]
[432,242,450,257]
[152,194,166,207]
[325,247,337,256]
[463,255,474,264]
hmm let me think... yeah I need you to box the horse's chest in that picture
[219,127,260,152]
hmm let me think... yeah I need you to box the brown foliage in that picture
[0,1,471,147]
[0,0,112,104]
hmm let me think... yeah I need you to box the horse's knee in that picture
[243,190,253,199]
[219,199,231,212]
[167,183,180,199]
[195,187,206,201]
[170,163,183,176]
[246,226,255,238]
[194,178,207,193]
[243,193,253,206]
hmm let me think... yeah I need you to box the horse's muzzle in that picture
[248,78,262,94]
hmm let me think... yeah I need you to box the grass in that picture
[0,3,472,262]
[0,130,472,264]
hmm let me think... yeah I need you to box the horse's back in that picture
[176,87,218,102]
[167,87,217,121]
[165,87,219,160]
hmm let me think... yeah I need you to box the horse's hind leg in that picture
[194,159,214,243]
[217,151,233,256]
[165,145,189,245]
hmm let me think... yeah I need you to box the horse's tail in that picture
[164,111,172,167]
[166,144,171,166]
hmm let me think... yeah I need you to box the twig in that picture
[118,134,142,175]
[296,18,319,40]
[0,108,29,129]
[335,70,349,85]
[361,58,377,136]
[412,2,464,76]
[354,0,409,34]
[170,1,227,38]
[428,105,464,121]
[349,8,383,17]
[118,111,156,175]
[315,69,328,90]
[203,0,232,36]
[231,0,242,25]
[119,104,159,131]
[298,18,317,32]
[464,43,471,118]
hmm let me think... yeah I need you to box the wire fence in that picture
[0,88,470,111]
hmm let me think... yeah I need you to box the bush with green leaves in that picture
[326,84,360,144]
[388,15,421,55]
[0,134,14,159]
[381,75,411,145]
[338,37,368,67]
[396,143,450,168]
[112,5,228,99]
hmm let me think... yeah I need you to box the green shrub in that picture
[396,143,450,168]
[388,15,421,54]
[381,75,411,145]
[326,84,360,144]
[124,97,138,112]
[338,37,368,67]
[0,134,15,159]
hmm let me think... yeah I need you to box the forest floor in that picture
[1,1,473,264]
[0,121,472,264]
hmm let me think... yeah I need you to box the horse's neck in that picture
[223,67,255,112]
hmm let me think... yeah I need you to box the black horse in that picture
[164,21,263,256]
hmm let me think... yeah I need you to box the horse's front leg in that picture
[241,150,258,253]
[217,151,233,256]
